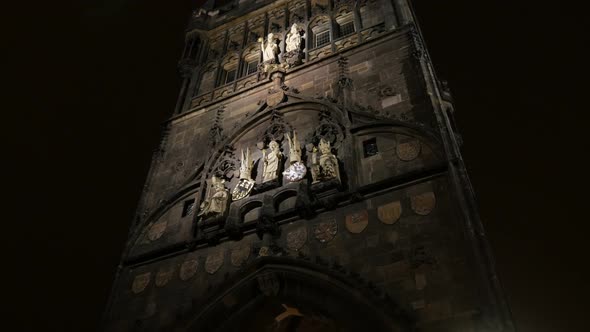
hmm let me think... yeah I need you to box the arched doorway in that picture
[182,257,412,332]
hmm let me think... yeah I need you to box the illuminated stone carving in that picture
[198,176,229,217]
[262,140,283,182]
[259,33,278,63]
[311,138,340,183]
[232,148,255,201]
[285,23,302,52]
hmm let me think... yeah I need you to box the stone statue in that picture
[311,138,340,184]
[285,23,302,53]
[198,176,229,218]
[239,147,254,180]
[286,131,302,164]
[262,140,283,182]
[259,33,278,63]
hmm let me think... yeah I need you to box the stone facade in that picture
[103,1,514,331]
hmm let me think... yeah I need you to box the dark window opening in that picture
[339,21,355,37]
[182,199,195,217]
[363,138,378,157]
[315,30,330,48]
[246,60,258,75]
[223,69,237,84]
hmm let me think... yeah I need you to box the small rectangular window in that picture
[363,138,378,158]
[224,69,236,84]
[339,21,355,37]
[246,60,258,75]
[182,199,195,217]
[315,30,330,48]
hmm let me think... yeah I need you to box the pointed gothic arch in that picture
[176,257,413,332]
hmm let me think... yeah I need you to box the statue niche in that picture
[198,176,230,221]
[311,138,341,184]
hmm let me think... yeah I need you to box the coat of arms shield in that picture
[131,272,151,294]
[205,250,225,274]
[396,140,421,161]
[410,192,436,216]
[179,259,198,281]
[345,210,369,234]
[378,201,402,225]
[230,245,251,267]
[232,178,255,201]
[286,227,307,250]
[313,218,338,243]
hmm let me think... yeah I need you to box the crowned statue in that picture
[311,138,340,184]
[198,176,229,218]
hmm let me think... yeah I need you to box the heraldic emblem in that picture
[345,209,369,234]
[313,218,338,243]
[410,191,436,216]
[378,200,402,225]
[232,147,255,201]
[286,227,307,250]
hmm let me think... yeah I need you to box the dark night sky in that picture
[7,0,589,331]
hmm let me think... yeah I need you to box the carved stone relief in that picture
[396,140,421,161]
[310,138,341,184]
[286,227,307,250]
[155,268,174,287]
[230,245,250,267]
[198,176,230,219]
[232,148,255,201]
[345,210,369,233]
[179,259,198,281]
[410,192,436,216]
[205,249,225,274]
[131,272,151,294]
[313,218,338,243]
[147,221,167,241]
[378,201,402,225]
[262,140,283,182]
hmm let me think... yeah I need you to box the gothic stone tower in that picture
[103,1,514,331]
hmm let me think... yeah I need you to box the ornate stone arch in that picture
[173,257,413,331]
